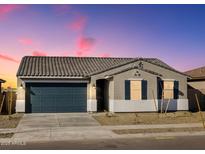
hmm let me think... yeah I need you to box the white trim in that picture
[18,76,87,79]
[22,79,89,83]
[110,99,158,112]
[109,100,114,112]
[128,78,144,80]
[162,79,176,81]
[177,99,189,110]
[109,99,188,112]
[16,100,25,112]
[87,99,97,112]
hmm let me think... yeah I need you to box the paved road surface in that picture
[1,135,205,150]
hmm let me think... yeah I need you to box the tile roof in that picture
[16,56,186,78]
[185,66,205,80]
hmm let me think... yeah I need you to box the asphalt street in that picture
[1,135,205,150]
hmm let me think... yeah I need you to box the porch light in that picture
[104,75,112,79]
[92,83,96,89]
[20,82,25,89]
[19,84,23,89]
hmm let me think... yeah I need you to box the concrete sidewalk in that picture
[104,123,204,129]
[1,122,204,132]
[1,123,205,143]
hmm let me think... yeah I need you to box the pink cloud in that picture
[78,37,96,51]
[32,51,47,56]
[75,37,96,57]
[69,16,87,31]
[65,10,97,57]
[18,38,33,46]
[99,53,111,58]
[0,5,23,19]
[0,54,19,63]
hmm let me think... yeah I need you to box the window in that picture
[163,81,174,99]
[158,80,179,99]
[130,80,142,100]
[125,80,147,100]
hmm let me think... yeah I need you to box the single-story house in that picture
[16,56,189,113]
[185,66,205,111]
[0,79,6,93]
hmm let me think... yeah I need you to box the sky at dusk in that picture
[0,4,205,88]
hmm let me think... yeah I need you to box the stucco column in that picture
[16,79,25,112]
[87,80,97,112]
[108,80,115,112]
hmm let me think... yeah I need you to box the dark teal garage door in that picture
[26,83,87,113]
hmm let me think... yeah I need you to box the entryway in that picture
[96,79,109,112]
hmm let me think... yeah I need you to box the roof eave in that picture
[188,77,205,81]
[0,79,6,83]
[18,76,90,80]
[90,58,188,78]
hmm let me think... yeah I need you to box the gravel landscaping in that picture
[0,113,23,128]
[93,112,205,125]
[113,127,205,134]
[0,133,14,138]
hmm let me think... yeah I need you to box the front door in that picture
[96,79,109,112]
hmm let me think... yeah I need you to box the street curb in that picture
[1,130,205,144]
[0,122,204,133]
[0,128,16,133]
[1,123,205,143]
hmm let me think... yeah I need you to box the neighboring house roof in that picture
[17,56,186,78]
[185,66,205,80]
[0,79,6,83]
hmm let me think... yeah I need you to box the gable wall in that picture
[90,60,187,100]
[188,80,205,111]
[114,69,156,100]
[140,61,187,99]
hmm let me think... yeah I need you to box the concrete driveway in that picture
[11,113,115,142]
[17,113,100,129]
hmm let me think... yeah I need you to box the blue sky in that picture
[0,4,205,87]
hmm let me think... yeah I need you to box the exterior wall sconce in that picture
[104,75,113,80]
[92,83,96,89]
[19,84,23,89]
[20,82,25,89]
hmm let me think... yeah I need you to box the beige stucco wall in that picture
[16,60,188,112]
[90,60,188,100]
[142,61,187,99]
[113,69,156,100]
[188,81,205,111]
[188,81,205,94]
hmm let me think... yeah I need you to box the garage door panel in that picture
[26,83,87,113]
[31,106,42,113]
[41,106,57,113]
[42,96,55,105]
[30,98,41,106]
